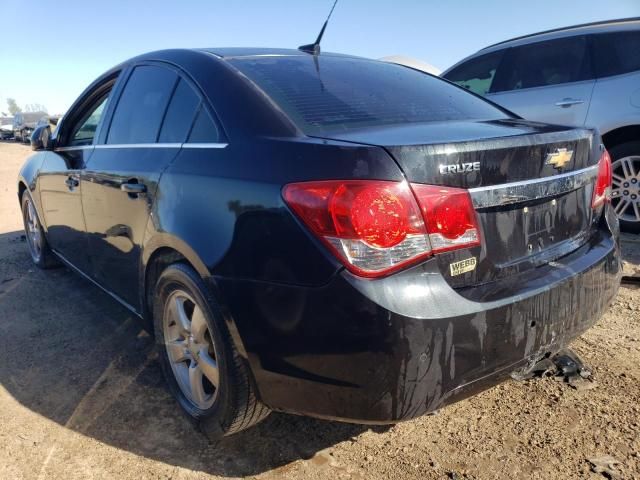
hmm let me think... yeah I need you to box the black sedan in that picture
[18,48,621,438]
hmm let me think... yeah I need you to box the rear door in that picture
[81,64,200,309]
[486,35,596,126]
[39,78,116,272]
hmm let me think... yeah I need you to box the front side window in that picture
[444,50,505,96]
[494,36,592,92]
[107,65,177,144]
[69,96,108,146]
[592,30,640,78]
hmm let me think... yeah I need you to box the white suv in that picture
[443,18,640,232]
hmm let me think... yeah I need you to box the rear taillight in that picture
[411,184,481,253]
[283,180,480,278]
[592,149,612,209]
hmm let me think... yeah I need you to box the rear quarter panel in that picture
[145,137,404,288]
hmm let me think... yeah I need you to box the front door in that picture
[39,148,92,271]
[39,92,112,272]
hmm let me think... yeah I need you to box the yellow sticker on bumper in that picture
[450,257,477,276]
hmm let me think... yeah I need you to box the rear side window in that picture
[592,31,640,78]
[108,65,177,144]
[444,50,505,96]
[187,107,220,143]
[158,79,200,143]
[229,56,508,135]
[494,36,592,92]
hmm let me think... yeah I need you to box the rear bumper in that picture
[215,227,621,423]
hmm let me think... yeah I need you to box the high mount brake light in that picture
[283,180,480,278]
[592,149,612,209]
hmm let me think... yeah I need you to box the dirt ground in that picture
[0,141,638,480]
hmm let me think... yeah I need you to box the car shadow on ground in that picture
[0,230,387,477]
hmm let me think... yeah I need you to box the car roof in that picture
[480,17,640,53]
[198,47,366,61]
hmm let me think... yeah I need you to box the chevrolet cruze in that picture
[18,48,621,438]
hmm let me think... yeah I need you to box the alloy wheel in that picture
[611,155,640,224]
[163,290,220,410]
[24,197,43,263]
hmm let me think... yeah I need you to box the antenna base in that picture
[298,43,321,55]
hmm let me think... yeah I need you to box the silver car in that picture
[443,18,640,232]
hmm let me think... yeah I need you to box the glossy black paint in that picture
[216,225,619,422]
[17,48,621,424]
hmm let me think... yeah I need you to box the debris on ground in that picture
[587,455,622,479]
[511,348,599,391]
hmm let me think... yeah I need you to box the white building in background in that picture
[379,55,441,76]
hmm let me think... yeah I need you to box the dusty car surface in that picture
[442,17,640,232]
[17,48,621,438]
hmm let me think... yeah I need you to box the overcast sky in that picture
[1,0,638,114]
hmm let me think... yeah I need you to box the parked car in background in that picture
[18,48,620,438]
[13,111,48,143]
[0,124,13,140]
[443,18,640,232]
[380,55,441,75]
[0,116,14,140]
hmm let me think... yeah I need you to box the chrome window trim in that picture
[55,142,229,152]
[469,165,598,208]
[54,145,94,152]
[94,143,182,149]
[181,143,228,149]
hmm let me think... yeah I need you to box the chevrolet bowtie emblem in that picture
[546,148,573,169]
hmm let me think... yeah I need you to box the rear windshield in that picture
[229,55,510,135]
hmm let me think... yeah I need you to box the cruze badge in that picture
[546,148,573,169]
[438,161,480,175]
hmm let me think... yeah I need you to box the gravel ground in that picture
[0,141,638,480]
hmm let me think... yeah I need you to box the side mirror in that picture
[31,125,53,151]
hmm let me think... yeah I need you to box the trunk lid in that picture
[314,119,600,287]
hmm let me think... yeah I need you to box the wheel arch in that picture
[141,235,251,360]
[602,125,640,150]
[141,234,209,321]
[17,180,27,203]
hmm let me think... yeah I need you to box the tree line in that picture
[4,98,48,116]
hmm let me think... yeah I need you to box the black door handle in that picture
[65,176,79,189]
[120,182,147,194]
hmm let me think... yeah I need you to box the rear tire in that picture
[21,191,58,269]
[609,141,640,234]
[153,263,270,439]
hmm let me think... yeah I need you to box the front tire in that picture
[21,191,58,268]
[153,263,270,439]
[610,141,640,233]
